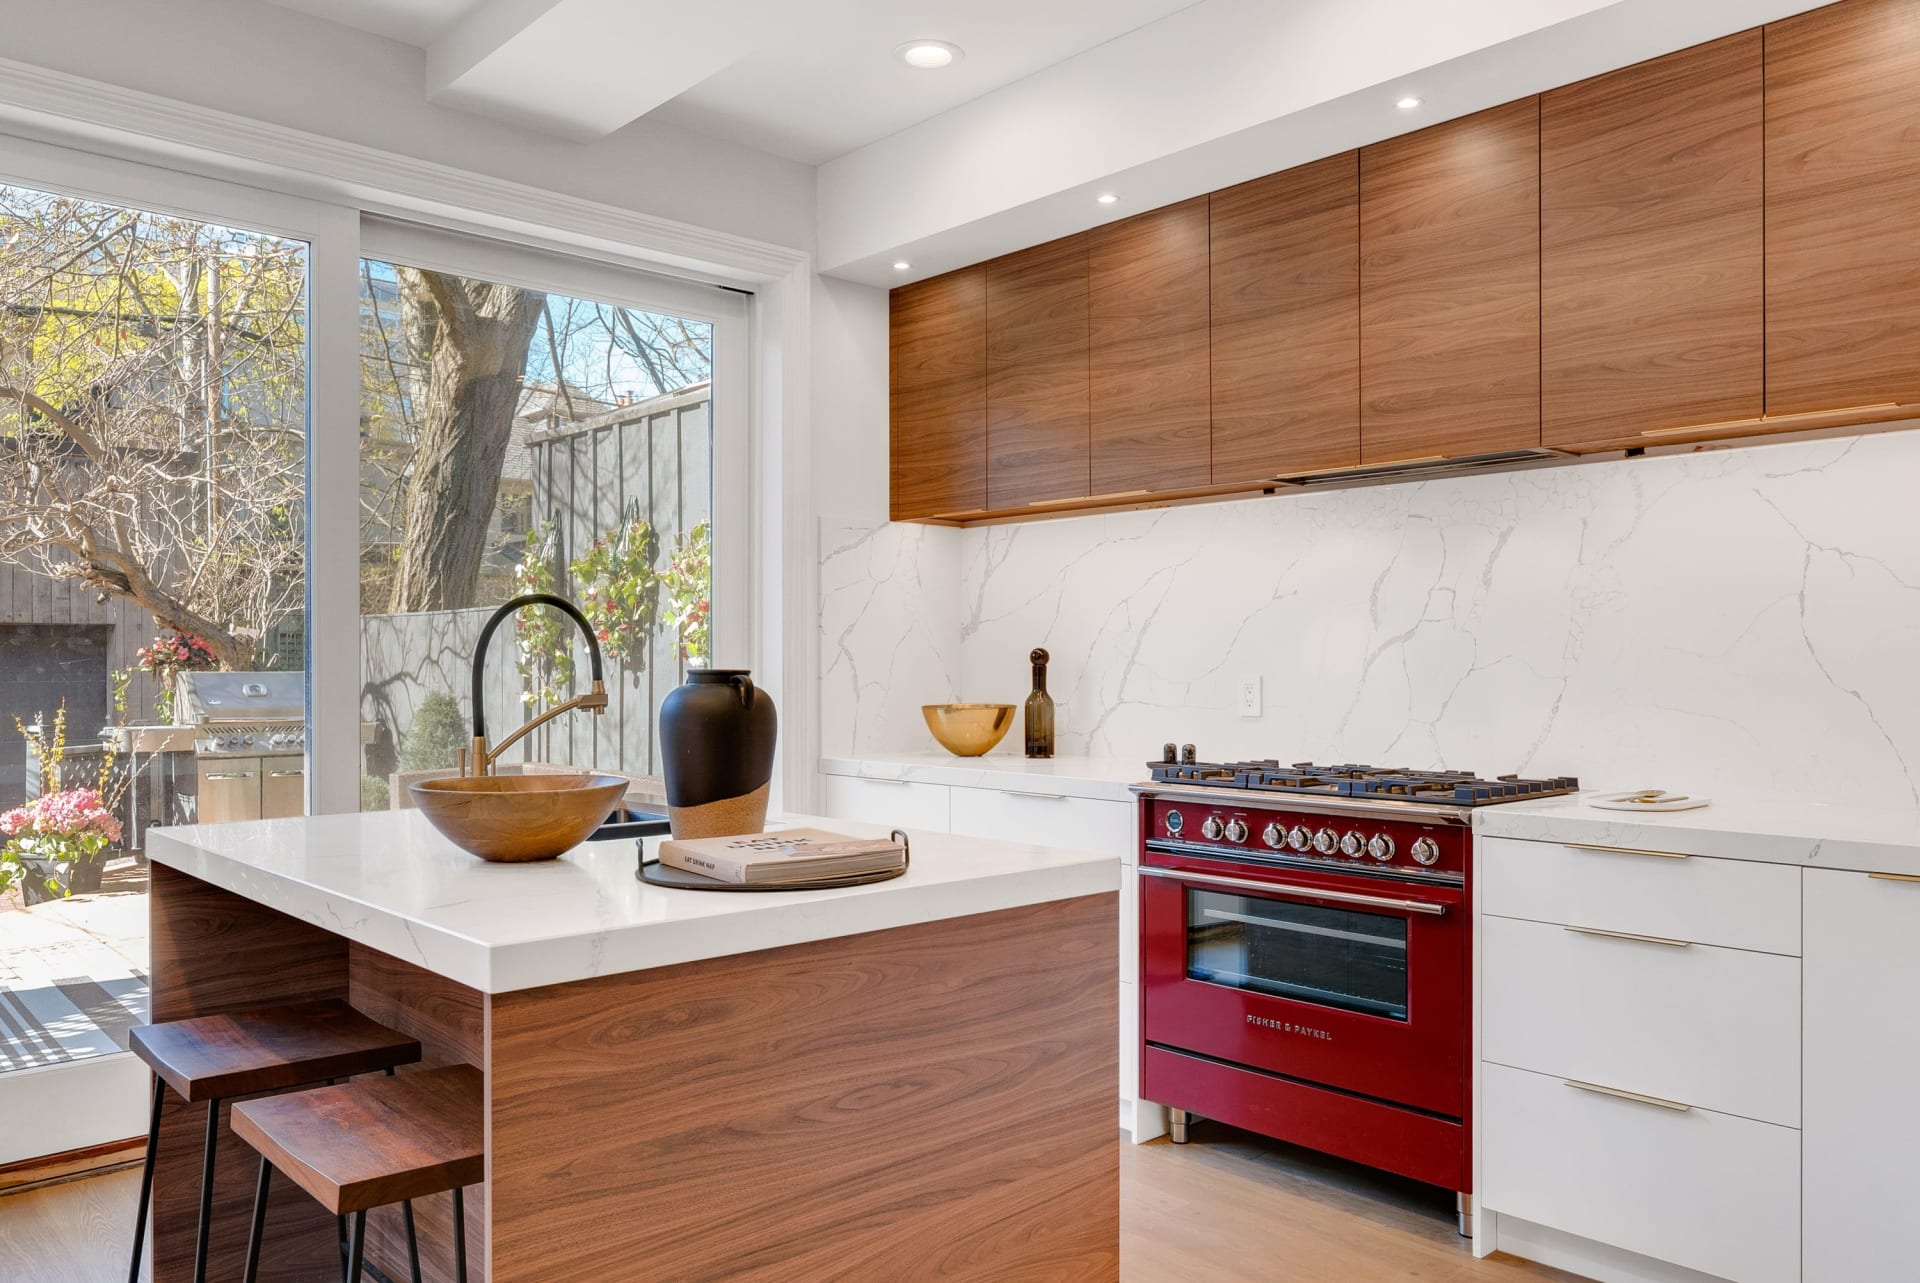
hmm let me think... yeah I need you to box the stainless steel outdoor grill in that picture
[175,671,307,823]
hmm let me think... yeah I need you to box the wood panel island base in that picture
[143,812,1120,1282]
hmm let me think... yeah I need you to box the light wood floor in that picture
[0,1121,1583,1281]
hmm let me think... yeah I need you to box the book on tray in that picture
[657,828,907,885]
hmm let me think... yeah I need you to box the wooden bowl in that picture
[410,773,629,862]
[921,703,1017,757]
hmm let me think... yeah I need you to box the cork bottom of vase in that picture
[668,781,771,839]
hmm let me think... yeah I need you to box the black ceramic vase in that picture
[658,668,778,839]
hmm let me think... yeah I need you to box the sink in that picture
[410,773,629,862]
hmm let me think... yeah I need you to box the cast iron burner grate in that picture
[1144,759,1579,806]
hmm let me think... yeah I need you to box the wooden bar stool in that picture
[127,998,421,1283]
[231,1064,484,1283]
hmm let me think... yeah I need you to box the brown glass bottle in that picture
[1024,647,1055,758]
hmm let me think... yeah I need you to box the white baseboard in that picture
[1484,1211,1736,1283]
[1121,1097,1168,1143]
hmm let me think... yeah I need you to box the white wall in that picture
[823,430,1920,815]
[0,0,815,251]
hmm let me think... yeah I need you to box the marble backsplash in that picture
[821,429,1920,812]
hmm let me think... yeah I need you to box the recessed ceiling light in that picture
[897,40,962,69]
[1396,95,1423,110]
[893,260,911,271]
[1096,193,1118,205]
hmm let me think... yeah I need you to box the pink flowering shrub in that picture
[0,788,123,897]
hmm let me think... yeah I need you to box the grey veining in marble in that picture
[822,430,1920,813]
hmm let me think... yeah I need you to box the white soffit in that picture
[819,0,1831,287]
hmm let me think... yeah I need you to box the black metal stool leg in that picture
[242,1156,272,1283]
[344,1210,367,1283]
[451,1187,467,1283]
[128,1074,164,1283]
[192,1097,222,1283]
[403,1199,422,1282]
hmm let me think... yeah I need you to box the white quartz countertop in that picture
[818,752,1148,802]
[144,810,1119,994]
[1475,794,1920,875]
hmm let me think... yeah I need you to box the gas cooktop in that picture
[1144,756,1579,806]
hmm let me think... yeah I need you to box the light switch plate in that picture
[1237,675,1262,718]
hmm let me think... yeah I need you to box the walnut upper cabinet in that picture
[889,267,986,521]
[1209,152,1360,482]
[1359,99,1542,464]
[1088,198,1211,495]
[986,234,1091,510]
[1541,31,1764,451]
[1766,0,1920,417]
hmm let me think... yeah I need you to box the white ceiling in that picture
[263,0,1205,162]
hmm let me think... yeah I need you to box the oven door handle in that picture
[1139,865,1449,916]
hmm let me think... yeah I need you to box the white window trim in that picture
[0,59,819,815]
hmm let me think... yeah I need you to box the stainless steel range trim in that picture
[1133,783,1475,825]
[1143,838,1465,886]
[1140,865,1451,916]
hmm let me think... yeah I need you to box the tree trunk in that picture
[388,270,544,613]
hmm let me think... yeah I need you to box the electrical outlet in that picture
[1237,675,1262,718]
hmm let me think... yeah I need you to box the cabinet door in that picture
[986,234,1090,509]
[1804,868,1920,1280]
[1766,0,1920,416]
[1209,152,1360,481]
[1542,31,1763,450]
[1360,100,1540,463]
[889,267,985,520]
[1088,198,1210,495]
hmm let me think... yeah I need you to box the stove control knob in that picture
[1202,815,1225,841]
[1410,836,1441,866]
[1164,810,1184,837]
[1367,834,1396,862]
[1261,823,1285,850]
[1312,827,1339,855]
[1339,831,1366,857]
[1224,818,1249,843]
[1287,826,1313,852]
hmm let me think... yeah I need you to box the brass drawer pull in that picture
[1868,872,1920,884]
[1563,841,1690,860]
[1563,924,1692,948]
[1564,1078,1692,1112]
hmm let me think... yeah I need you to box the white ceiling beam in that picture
[427,0,800,142]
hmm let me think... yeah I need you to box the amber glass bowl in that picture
[921,703,1017,757]
[410,773,628,862]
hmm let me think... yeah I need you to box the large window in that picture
[354,238,721,808]
[0,174,309,1137]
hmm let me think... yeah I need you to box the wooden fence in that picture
[360,383,712,783]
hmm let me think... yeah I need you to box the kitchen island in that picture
[142,810,1120,1282]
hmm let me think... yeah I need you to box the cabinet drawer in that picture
[1478,836,1799,954]
[1482,915,1799,1127]
[946,787,1134,858]
[1119,978,1139,1103]
[819,775,950,833]
[1481,1061,1798,1283]
[1120,864,1138,984]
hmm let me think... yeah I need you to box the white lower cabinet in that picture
[1481,1062,1800,1283]
[1482,914,1800,1127]
[1803,869,1920,1283]
[819,774,950,832]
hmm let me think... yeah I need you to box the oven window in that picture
[1187,890,1410,1020]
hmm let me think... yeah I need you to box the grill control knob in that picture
[1367,834,1396,862]
[1165,810,1184,837]
[1202,816,1225,841]
[1225,818,1249,843]
[1287,826,1313,852]
[1261,823,1284,849]
[1312,828,1339,855]
[1410,836,1441,866]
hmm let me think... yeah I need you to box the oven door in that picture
[1141,856,1466,1117]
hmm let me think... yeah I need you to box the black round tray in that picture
[635,830,909,893]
